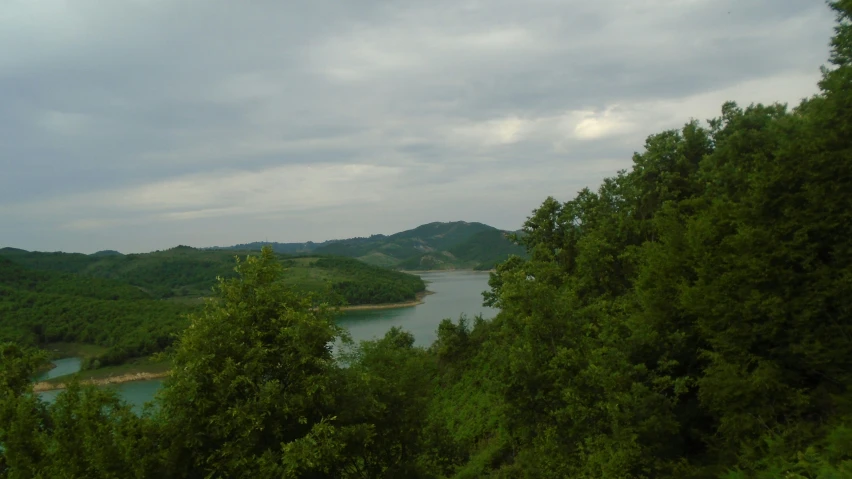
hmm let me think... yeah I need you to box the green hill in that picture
[311,221,526,270]
[215,241,324,254]
[90,250,123,257]
[0,246,425,305]
[215,221,526,270]
[0,256,193,366]
[0,248,425,366]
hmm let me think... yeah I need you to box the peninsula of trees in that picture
[0,248,425,366]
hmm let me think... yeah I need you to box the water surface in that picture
[38,271,494,409]
[338,270,497,346]
[36,357,82,381]
[39,379,163,414]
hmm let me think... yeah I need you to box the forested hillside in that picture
[312,221,526,270]
[215,221,526,270]
[423,3,852,474]
[1,2,850,477]
[216,241,326,254]
[0,246,424,305]
[0,249,424,367]
[0,257,193,366]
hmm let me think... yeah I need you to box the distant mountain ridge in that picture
[217,221,526,270]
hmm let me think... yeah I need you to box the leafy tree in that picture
[1,344,159,478]
[156,246,350,478]
[336,327,436,478]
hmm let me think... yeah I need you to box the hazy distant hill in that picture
[312,221,526,270]
[217,241,325,254]
[217,221,525,270]
[90,249,123,256]
[216,234,391,255]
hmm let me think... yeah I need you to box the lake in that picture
[39,271,496,410]
[338,270,498,346]
[36,357,82,381]
[39,379,164,414]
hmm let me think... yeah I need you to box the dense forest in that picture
[308,257,426,305]
[420,228,525,271]
[2,2,851,477]
[0,247,425,305]
[0,246,248,298]
[0,257,193,366]
[0,250,424,367]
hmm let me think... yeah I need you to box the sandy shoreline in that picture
[33,371,170,393]
[34,290,439,392]
[339,290,434,311]
[400,269,495,274]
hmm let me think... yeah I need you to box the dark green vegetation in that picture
[218,221,527,270]
[303,257,425,305]
[0,248,424,368]
[0,246,234,299]
[0,257,193,367]
[0,246,424,305]
[2,3,852,477]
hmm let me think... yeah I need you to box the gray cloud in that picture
[0,0,836,253]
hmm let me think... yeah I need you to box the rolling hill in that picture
[0,256,194,365]
[0,246,425,305]
[218,221,527,270]
[312,221,526,270]
[0,248,425,367]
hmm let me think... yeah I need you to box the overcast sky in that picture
[0,0,836,254]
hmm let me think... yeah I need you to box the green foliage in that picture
[156,246,350,477]
[309,256,426,305]
[336,327,437,477]
[0,249,424,368]
[1,246,425,306]
[0,257,193,365]
[0,246,244,299]
[1,343,161,478]
[448,229,526,270]
[418,4,852,475]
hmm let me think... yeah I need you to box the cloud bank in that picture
[0,0,835,252]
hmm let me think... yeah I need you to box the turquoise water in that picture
[38,271,494,409]
[36,357,82,381]
[38,379,164,414]
[109,379,163,413]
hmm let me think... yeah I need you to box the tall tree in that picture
[157,246,348,478]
